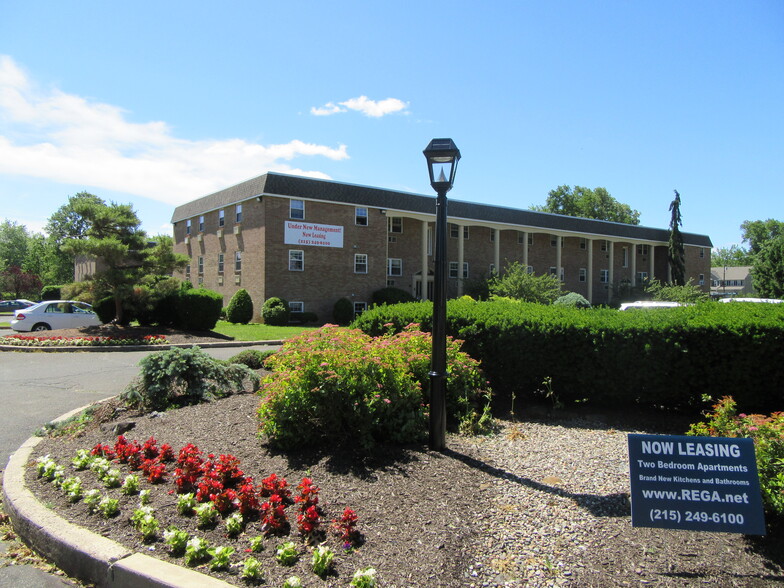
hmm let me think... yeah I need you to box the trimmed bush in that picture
[261,297,290,326]
[371,287,416,306]
[289,311,318,324]
[332,298,353,326]
[40,285,63,300]
[176,288,223,330]
[554,292,591,308]
[257,325,492,450]
[226,289,254,324]
[227,349,275,370]
[122,347,260,411]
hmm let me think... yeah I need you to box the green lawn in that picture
[211,321,316,341]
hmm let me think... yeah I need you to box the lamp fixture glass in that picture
[423,138,461,193]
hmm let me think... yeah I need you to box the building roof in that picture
[171,172,713,247]
[710,266,752,281]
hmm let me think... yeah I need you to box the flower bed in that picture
[0,334,168,347]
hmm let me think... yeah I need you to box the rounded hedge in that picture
[226,288,254,324]
[261,297,290,326]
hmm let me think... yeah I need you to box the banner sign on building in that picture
[627,434,766,535]
[284,221,344,248]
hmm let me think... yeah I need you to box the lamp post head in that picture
[423,138,461,193]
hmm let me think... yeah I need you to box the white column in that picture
[494,229,501,274]
[421,220,429,301]
[457,224,465,296]
[522,231,529,268]
[631,243,637,287]
[608,241,615,304]
[650,246,656,282]
[587,239,594,304]
[556,235,562,284]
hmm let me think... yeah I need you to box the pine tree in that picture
[668,190,686,286]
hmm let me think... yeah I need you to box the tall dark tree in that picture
[668,190,686,285]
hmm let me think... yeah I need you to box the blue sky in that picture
[1,1,782,250]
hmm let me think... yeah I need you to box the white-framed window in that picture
[637,271,648,282]
[526,265,534,274]
[198,216,204,232]
[622,247,629,268]
[490,229,495,242]
[355,207,368,226]
[235,251,242,272]
[579,268,587,282]
[551,235,558,247]
[601,240,608,252]
[699,273,705,286]
[290,199,305,220]
[449,261,468,278]
[600,269,609,283]
[637,244,649,255]
[528,233,534,246]
[218,209,225,227]
[197,256,204,274]
[518,231,526,244]
[235,204,243,223]
[185,219,192,235]
[185,264,191,279]
[580,238,587,250]
[560,267,565,281]
[353,302,367,316]
[354,253,368,274]
[289,250,304,271]
[388,217,403,233]
[549,266,557,276]
[217,253,224,273]
[289,301,304,313]
[700,248,705,258]
[450,224,469,239]
[387,258,402,276]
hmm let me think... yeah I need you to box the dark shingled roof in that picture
[171,172,712,247]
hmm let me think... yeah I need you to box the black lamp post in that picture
[423,138,461,451]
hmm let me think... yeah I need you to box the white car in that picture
[10,300,102,332]
[719,297,783,304]
[619,300,684,311]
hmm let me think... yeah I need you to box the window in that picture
[289,301,304,313]
[637,271,649,282]
[235,204,243,223]
[197,256,204,274]
[198,216,204,232]
[549,266,557,276]
[518,231,526,244]
[185,264,191,279]
[218,209,225,227]
[700,248,705,258]
[699,273,705,286]
[600,240,608,252]
[528,234,534,246]
[600,269,609,283]
[289,250,304,271]
[186,220,192,235]
[551,235,557,247]
[218,253,224,273]
[622,247,629,268]
[449,224,469,239]
[290,199,304,220]
[235,251,242,272]
[353,302,367,316]
[526,265,534,274]
[449,262,468,278]
[355,207,368,226]
[637,244,649,255]
[388,217,403,233]
[580,238,587,250]
[489,263,496,275]
[354,253,368,274]
[560,267,565,281]
[490,229,495,242]
[387,258,402,276]
[579,268,587,282]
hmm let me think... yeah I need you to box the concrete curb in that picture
[2,437,233,587]
[0,340,283,353]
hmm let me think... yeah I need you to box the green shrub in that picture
[488,261,562,304]
[262,297,290,326]
[227,349,274,370]
[40,285,63,300]
[688,397,784,518]
[176,289,223,330]
[289,311,318,324]
[60,281,94,304]
[148,277,184,327]
[258,324,492,450]
[554,292,591,308]
[226,289,254,324]
[122,347,260,411]
[92,296,132,324]
[371,287,416,306]
[332,297,354,326]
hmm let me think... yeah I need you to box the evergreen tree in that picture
[751,235,784,298]
[668,190,686,285]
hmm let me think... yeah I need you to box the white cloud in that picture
[0,56,349,206]
[311,95,409,118]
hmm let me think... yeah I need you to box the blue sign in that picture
[628,434,766,535]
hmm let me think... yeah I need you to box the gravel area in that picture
[27,391,784,587]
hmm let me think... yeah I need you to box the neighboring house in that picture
[170,172,713,320]
[710,266,755,298]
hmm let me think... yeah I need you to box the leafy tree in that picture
[751,234,784,298]
[45,192,106,245]
[711,244,753,267]
[0,265,42,299]
[488,261,562,304]
[23,233,74,285]
[0,220,29,271]
[144,235,188,276]
[62,200,149,323]
[644,278,708,303]
[741,219,784,255]
[668,190,686,285]
[532,185,641,224]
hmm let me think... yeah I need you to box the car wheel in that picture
[31,323,51,331]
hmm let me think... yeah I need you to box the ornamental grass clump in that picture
[258,324,492,449]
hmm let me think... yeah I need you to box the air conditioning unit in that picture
[184,237,190,245]
[233,225,241,235]
[197,234,203,242]
[234,275,241,285]
[216,229,223,238]
[217,276,224,285]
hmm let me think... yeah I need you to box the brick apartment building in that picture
[171,172,712,321]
